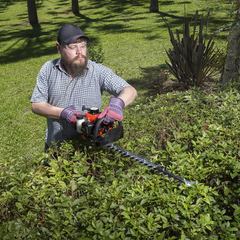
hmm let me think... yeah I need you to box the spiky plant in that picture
[164,11,221,88]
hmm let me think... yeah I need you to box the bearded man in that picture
[31,24,137,151]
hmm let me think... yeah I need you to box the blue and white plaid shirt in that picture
[31,58,131,147]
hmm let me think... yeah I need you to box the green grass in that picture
[0,0,232,159]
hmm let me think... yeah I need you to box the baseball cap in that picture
[57,24,89,44]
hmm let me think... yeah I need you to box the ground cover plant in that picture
[1,0,240,239]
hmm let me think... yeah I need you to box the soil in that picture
[145,70,220,96]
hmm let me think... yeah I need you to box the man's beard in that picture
[61,52,88,77]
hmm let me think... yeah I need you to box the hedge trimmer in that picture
[77,106,195,187]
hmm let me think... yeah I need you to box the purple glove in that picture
[60,106,83,128]
[97,97,125,124]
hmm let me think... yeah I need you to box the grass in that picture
[0,0,233,160]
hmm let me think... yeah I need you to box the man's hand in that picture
[60,106,83,128]
[97,97,125,124]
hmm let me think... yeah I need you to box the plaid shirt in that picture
[31,58,131,147]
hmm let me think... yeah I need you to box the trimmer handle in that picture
[93,118,123,146]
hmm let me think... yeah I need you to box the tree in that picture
[72,0,79,14]
[220,0,240,84]
[150,0,159,13]
[27,0,38,25]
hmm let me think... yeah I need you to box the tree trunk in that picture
[150,0,159,13]
[220,22,240,84]
[72,0,79,14]
[27,0,38,25]
[220,1,240,84]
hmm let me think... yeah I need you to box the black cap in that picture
[57,24,89,44]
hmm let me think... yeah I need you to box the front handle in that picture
[93,118,122,143]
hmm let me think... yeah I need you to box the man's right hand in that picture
[60,106,83,128]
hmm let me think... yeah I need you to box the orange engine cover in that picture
[85,112,100,123]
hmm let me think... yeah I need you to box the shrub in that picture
[88,43,105,63]
[1,85,240,239]
[163,11,222,88]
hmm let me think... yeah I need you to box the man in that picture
[31,24,137,151]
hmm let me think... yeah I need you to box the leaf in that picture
[90,176,95,184]
[234,208,240,216]
[167,141,173,149]
[72,199,82,206]
[158,231,165,240]
[147,221,152,230]
[58,181,66,189]
[151,145,156,153]
[121,211,130,219]
[15,202,23,209]
[103,158,110,164]
[19,173,27,181]
[203,196,211,204]
[79,166,89,174]
[63,159,70,165]
[230,172,238,179]
[224,186,231,196]
[86,225,95,232]
[183,203,188,210]
[140,198,148,206]
[41,227,50,233]
[96,220,103,230]
[229,227,238,231]
[110,203,117,208]
[163,223,169,229]
[129,228,137,236]
[119,205,126,210]
[140,226,149,234]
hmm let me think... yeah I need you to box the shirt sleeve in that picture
[30,61,51,103]
[98,64,131,96]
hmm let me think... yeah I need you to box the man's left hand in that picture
[97,97,125,124]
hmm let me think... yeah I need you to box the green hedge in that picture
[1,85,240,239]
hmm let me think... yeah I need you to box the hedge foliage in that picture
[1,85,240,239]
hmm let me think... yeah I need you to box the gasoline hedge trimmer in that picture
[76,106,195,187]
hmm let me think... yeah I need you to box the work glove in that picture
[97,97,125,124]
[60,106,83,128]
